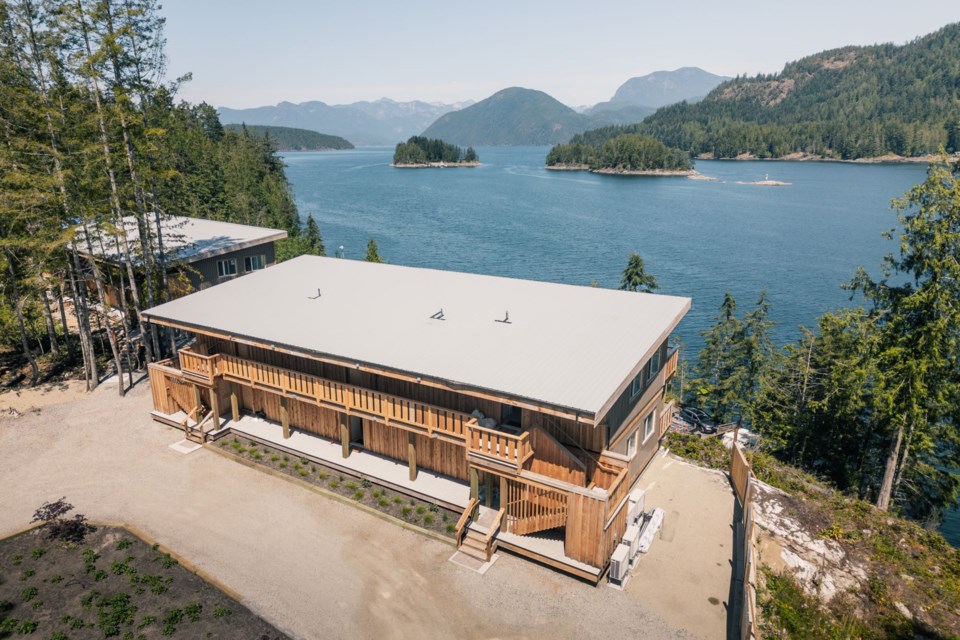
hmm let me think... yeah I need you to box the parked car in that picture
[680,406,718,434]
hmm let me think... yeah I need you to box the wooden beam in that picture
[484,473,494,508]
[407,432,417,481]
[209,388,221,432]
[280,396,290,439]
[192,384,202,413]
[339,412,350,458]
[500,475,508,510]
[230,383,239,422]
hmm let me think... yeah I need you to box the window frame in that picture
[244,254,266,272]
[217,259,237,279]
[642,410,656,443]
[626,432,638,459]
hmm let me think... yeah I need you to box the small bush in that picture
[300,457,309,465]
[428,504,439,513]
[282,455,290,462]
[51,632,68,640]
[423,515,434,526]
[328,480,340,490]
[446,524,456,534]
[270,454,279,462]
[393,496,403,505]
[20,570,35,581]
[378,498,390,508]
[116,538,133,550]
[213,606,231,618]
[253,451,262,460]
[279,461,287,469]
[159,554,178,569]
[352,490,364,501]
[317,472,329,480]
[401,506,412,517]
[21,586,38,602]
[161,607,183,636]
[416,506,426,515]
[345,481,358,491]
[50,575,63,584]
[184,602,202,622]
[663,432,730,470]
[442,514,449,523]
[30,548,45,560]
[96,592,137,637]
[12,554,22,566]
[298,468,308,477]
[16,620,38,634]
[137,615,157,630]
[360,479,372,489]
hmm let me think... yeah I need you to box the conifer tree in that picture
[619,252,659,293]
[364,239,383,263]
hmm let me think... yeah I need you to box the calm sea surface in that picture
[280,146,958,543]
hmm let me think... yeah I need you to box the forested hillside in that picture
[0,0,318,394]
[224,124,354,151]
[422,87,593,146]
[639,24,960,159]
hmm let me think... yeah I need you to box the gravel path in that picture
[1,380,709,640]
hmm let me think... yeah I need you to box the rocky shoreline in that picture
[392,161,480,168]
[695,151,960,164]
[546,163,698,177]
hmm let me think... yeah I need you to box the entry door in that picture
[349,416,363,445]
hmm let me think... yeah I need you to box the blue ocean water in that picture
[280,146,958,544]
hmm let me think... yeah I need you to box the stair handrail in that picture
[483,507,506,561]
[454,498,480,546]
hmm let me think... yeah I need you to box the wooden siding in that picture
[363,420,469,480]
[504,477,568,535]
[524,411,604,453]
[526,426,586,486]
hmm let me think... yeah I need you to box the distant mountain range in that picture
[218,98,474,146]
[217,68,727,147]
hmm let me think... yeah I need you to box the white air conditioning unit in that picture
[627,488,645,524]
[637,507,665,554]
[622,524,641,559]
[609,543,630,585]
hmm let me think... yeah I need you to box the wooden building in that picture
[142,256,689,581]
[77,215,288,304]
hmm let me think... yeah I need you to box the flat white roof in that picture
[77,215,287,265]
[142,256,690,418]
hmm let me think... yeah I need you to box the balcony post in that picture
[192,384,202,413]
[280,396,290,439]
[469,468,479,501]
[484,473,493,508]
[209,387,221,432]
[230,383,240,422]
[339,411,350,458]
[408,432,417,481]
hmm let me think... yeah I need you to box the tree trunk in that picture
[876,419,905,511]
[35,264,60,359]
[57,280,72,358]
[81,222,125,397]
[7,258,40,383]
[68,250,98,390]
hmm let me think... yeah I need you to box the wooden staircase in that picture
[455,501,504,563]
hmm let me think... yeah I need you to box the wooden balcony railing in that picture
[179,349,218,382]
[213,352,475,442]
[466,423,533,472]
[663,347,679,381]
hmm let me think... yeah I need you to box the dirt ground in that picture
[630,450,736,640]
[0,380,731,640]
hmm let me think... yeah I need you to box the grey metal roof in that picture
[77,216,287,265]
[142,256,690,418]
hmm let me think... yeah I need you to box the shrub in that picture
[51,632,68,640]
[423,515,434,526]
[663,432,730,470]
[137,615,157,630]
[328,480,340,489]
[282,455,290,462]
[401,506,412,517]
[50,575,63,584]
[31,497,93,543]
[20,570,35,581]
[393,496,403,505]
[279,461,287,469]
[300,457,309,465]
[184,602,202,622]
[345,481,358,491]
[96,592,137,637]
[270,454,280,462]
[442,514,449,523]
[378,498,390,508]
[352,490,364,501]
[298,468,308,477]
[446,524,456,534]
[161,607,183,636]
[253,451,262,460]
[213,606,231,618]
[158,553,177,569]
[416,506,426,515]
[21,587,38,602]
[30,548,45,560]
[428,504,439,513]
[16,620,38,634]
[360,479,372,489]
[12,554,21,566]
[317,472,329,480]
[116,538,133,550]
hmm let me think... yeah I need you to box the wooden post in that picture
[500,475,508,513]
[469,468,479,501]
[230,383,239,422]
[280,396,290,439]
[209,387,221,433]
[192,384,202,412]
[408,432,417,481]
[484,473,494,508]
[339,412,350,458]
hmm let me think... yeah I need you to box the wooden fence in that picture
[731,444,759,640]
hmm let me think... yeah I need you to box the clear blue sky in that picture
[161,0,960,108]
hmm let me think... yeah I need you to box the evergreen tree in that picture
[364,239,383,263]
[618,252,659,293]
[689,293,743,423]
[303,215,325,256]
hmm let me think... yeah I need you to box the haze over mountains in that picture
[217,98,474,146]
[217,68,726,147]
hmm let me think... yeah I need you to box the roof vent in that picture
[495,311,511,324]
[430,308,445,321]
[307,288,321,300]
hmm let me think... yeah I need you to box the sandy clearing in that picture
[0,382,711,640]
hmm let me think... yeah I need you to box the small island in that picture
[546,133,696,176]
[393,136,479,167]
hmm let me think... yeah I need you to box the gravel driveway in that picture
[1,379,718,640]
